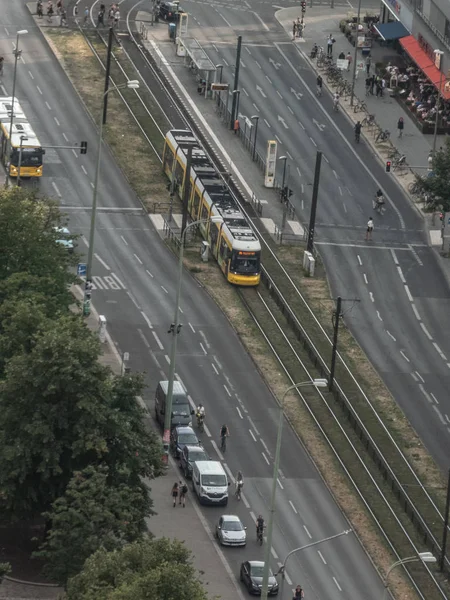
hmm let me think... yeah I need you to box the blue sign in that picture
[77,263,87,277]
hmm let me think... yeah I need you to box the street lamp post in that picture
[383,552,436,600]
[216,63,224,83]
[279,155,287,193]
[260,379,328,600]
[251,115,259,161]
[162,216,224,462]
[5,29,28,189]
[17,135,28,187]
[233,89,241,124]
[83,79,140,317]
[279,156,288,232]
[276,530,352,598]
[432,49,444,156]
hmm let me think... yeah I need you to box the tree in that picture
[0,189,77,290]
[0,314,162,519]
[35,464,152,584]
[416,138,450,212]
[66,538,208,600]
[0,562,11,584]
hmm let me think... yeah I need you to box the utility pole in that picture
[440,468,450,571]
[306,151,322,253]
[102,28,114,125]
[230,36,242,129]
[329,296,342,391]
[181,146,192,236]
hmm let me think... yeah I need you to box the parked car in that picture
[240,561,279,595]
[216,515,246,546]
[180,444,209,478]
[158,1,183,21]
[54,227,74,252]
[170,426,200,458]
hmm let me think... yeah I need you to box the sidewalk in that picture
[276,6,449,249]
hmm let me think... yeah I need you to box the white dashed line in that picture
[81,164,87,175]
[303,525,312,539]
[247,417,260,435]
[54,117,60,126]
[211,440,224,461]
[120,235,128,245]
[288,106,294,114]
[318,550,327,564]
[289,501,297,514]
[236,406,243,419]
[28,70,34,79]
[255,60,262,69]
[262,452,270,465]
[369,292,374,302]
[297,167,301,177]
[242,87,249,96]
[276,90,283,99]
[339,186,343,196]
[431,392,439,404]
[332,169,338,179]
[309,136,317,147]
[396,266,406,283]
[298,120,305,129]
[45,101,51,110]
[200,342,207,355]
[245,46,251,54]
[266,75,272,84]
[377,311,382,321]
[400,350,410,363]
[253,102,260,112]
[277,478,284,489]
[333,577,342,592]
[275,134,282,144]
[51,181,61,197]
[433,405,446,424]
[94,253,110,270]
[62,132,68,141]
[189,322,195,333]
[212,363,219,375]
[126,291,141,310]
[387,331,396,341]
[415,371,424,383]
[260,438,270,455]
[323,154,329,163]
[404,285,413,302]
[161,285,168,294]
[357,255,362,266]
[152,331,164,350]
[411,303,421,321]
[134,253,143,264]
[72,149,78,158]
[146,269,154,278]
[36,85,43,95]
[433,342,447,360]
[420,322,432,339]
[363,273,368,284]
[141,311,153,330]
[224,385,232,397]
[411,372,418,382]
[264,118,271,128]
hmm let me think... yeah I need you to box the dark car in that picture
[171,426,200,458]
[240,561,279,596]
[180,444,209,478]
[158,1,183,21]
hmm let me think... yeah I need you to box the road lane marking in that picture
[141,311,153,330]
[387,331,396,342]
[404,285,413,302]
[217,11,233,27]
[298,120,305,129]
[253,11,270,31]
[309,136,317,147]
[51,181,61,197]
[433,342,447,360]
[415,371,424,383]
[255,60,262,69]
[288,106,294,114]
[54,117,60,126]
[212,362,219,374]
[411,303,421,321]
[81,164,87,175]
[276,90,283,99]
[431,392,439,404]
[224,385,232,397]
[400,350,410,362]
[357,254,362,266]
[146,268,154,278]
[137,328,150,348]
[303,525,312,538]
[262,452,270,465]
[134,253,143,264]
[377,311,382,321]
[152,331,164,350]
[127,291,141,310]
[275,134,282,144]
[318,550,327,564]
[396,265,406,283]
[242,87,249,96]
[271,547,278,559]
[120,235,128,245]
[249,429,257,442]
[200,342,207,355]
[420,322,432,339]
[333,577,342,591]
[94,253,111,270]
[333,169,338,179]
[28,70,34,79]
[277,478,284,489]
[189,322,195,333]
[45,101,51,110]
[36,85,43,95]
[260,438,270,455]
[247,416,260,435]
[369,292,374,302]
[236,406,243,418]
[264,118,271,128]
[289,500,297,514]
[363,273,368,284]
[161,285,169,294]
[266,75,272,84]
[253,102,260,112]
[433,405,446,424]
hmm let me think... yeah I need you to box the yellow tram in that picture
[163,129,261,286]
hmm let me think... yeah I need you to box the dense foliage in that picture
[416,139,450,212]
[66,538,208,600]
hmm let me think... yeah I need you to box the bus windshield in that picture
[231,251,260,274]
[10,148,43,167]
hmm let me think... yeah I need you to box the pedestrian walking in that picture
[171,482,179,507]
[37,0,43,17]
[365,217,374,241]
[380,77,385,97]
[365,54,371,76]
[234,118,240,135]
[370,74,375,95]
[346,51,352,72]
[179,481,188,507]
[108,6,115,24]
[60,8,67,25]
[56,0,62,15]
[397,117,404,138]
[47,0,54,22]
[326,34,335,57]
[113,8,120,28]
[292,21,297,39]
[97,7,105,27]
[83,6,89,23]
[375,78,382,98]
[365,75,371,96]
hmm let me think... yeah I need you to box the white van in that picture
[192,461,229,506]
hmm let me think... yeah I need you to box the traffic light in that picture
[385,160,391,173]
[80,141,88,154]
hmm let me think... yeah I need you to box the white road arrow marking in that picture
[256,85,267,98]
[313,118,326,131]
[290,87,303,99]
[269,58,282,70]
[278,115,288,129]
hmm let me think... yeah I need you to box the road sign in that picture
[356,60,365,71]
[77,263,87,277]
[211,83,229,91]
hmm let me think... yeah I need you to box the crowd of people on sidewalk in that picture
[37,0,68,26]
[36,0,121,28]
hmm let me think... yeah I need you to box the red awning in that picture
[399,35,450,99]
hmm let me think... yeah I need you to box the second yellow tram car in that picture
[163,129,261,286]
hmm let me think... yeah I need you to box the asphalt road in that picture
[2,2,386,599]
[168,0,450,471]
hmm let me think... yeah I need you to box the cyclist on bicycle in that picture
[374,188,385,211]
[316,75,322,96]
[256,514,265,538]
[0,57,4,76]
[354,121,361,142]
[235,470,244,497]
[333,92,339,111]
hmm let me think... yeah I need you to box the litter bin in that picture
[168,22,176,39]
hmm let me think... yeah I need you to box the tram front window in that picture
[231,251,260,274]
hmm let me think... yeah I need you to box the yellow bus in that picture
[0,97,45,178]
[163,129,261,286]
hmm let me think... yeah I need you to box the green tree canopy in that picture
[35,464,153,584]
[0,315,162,518]
[417,138,450,212]
[0,189,77,289]
[66,538,208,600]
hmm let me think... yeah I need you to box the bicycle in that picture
[235,483,243,500]
[375,128,390,143]
[353,99,367,113]
[408,179,423,196]
[392,154,407,170]
[361,114,375,127]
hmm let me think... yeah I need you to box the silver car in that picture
[216,514,247,546]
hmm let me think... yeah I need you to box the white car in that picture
[54,227,74,252]
[216,514,247,546]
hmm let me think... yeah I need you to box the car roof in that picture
[185,445,205,452]
[248,561,265,567]
[175,426,195,434]
[221,515,241,522]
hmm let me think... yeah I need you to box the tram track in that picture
[71,5,450,595]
